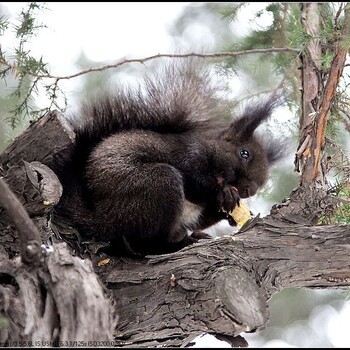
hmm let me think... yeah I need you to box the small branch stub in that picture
[0,176,42,265]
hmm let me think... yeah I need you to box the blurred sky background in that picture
[1,2,350,348]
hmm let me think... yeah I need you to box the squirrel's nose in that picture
[238,181,258,198]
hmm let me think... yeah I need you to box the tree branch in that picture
[0,176,42,265]
[99,218,350,347]
[2,48,300,83]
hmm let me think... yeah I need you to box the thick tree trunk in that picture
[0,110,349,347]
[282,3,350,227]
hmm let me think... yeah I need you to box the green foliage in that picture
[334,186,350,224]
[14,2,46,37]
[319,181,350,225]
[0,14,9,35]
[0,316,8,328]
[218,3,303,99]
[219,3,248,23]
[324,66,350,224]
[320,51,334,71]
[0,2,53,132]
[322,123,350,225]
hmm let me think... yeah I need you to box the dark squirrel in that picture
[54,60,284,256]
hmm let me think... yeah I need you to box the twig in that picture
[40,49,301,80]
[2,48,300,82]
[334,3,345,27]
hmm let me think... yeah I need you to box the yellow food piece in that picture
[229,202,251,227]
[97,258,111,266]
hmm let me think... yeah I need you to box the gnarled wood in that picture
[0,243,117,347]
[95,219,350,347]
[0,110,75,174]
[0,112,117,346]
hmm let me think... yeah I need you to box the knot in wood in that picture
[215,267,268,334]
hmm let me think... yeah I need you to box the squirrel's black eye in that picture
[240,149,250,161]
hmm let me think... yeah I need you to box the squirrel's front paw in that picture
[217,184,240,213]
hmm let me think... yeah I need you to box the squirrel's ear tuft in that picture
[262,135,294,165]
[227,95,285,140]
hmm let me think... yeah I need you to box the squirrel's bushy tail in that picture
[54,59,230,238]
[71,59,229,148]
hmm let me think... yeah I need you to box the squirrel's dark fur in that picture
[54,60,284,256]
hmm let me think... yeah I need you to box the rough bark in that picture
[297,3,350,183]
[100,220,350,347]
[0,110,75,174]
[0,110,349,347]
[0,112,117,346]
[283,3,350,226]
[0,242,117,347]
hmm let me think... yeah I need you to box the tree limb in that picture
[0,176,42,265]
[97,218,350,347]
